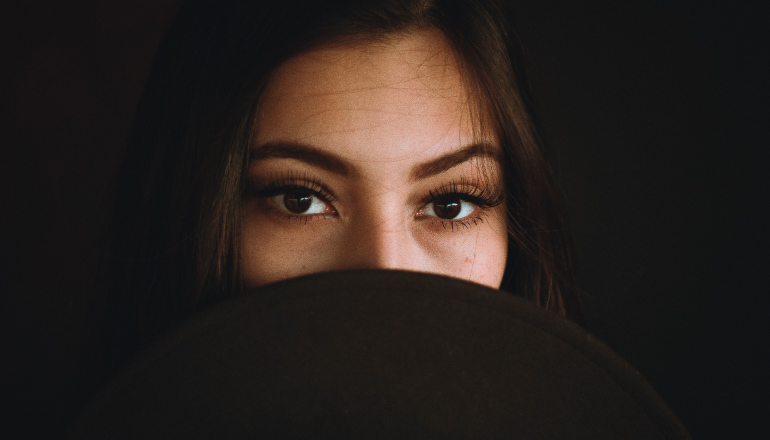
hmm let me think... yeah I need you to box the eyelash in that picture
[247,173,503,229]
[419,177,504,230]
[248,173,337,224]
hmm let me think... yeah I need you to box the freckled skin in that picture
[242,29,508,289]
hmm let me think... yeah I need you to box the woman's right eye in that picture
[270,190,332,215]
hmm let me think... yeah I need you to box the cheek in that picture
[416,208,508,288]
[240,203,339,288]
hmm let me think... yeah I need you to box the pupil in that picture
[284,191,313,213]
[434,197,462,219]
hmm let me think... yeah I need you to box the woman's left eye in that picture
[422,195,476,220]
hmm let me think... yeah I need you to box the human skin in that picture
[242,29,508,289]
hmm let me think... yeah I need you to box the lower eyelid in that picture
[426,212,489,231]
[265,204,331,224]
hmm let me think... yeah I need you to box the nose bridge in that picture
[362,218,407,269]
[344,197,413,270]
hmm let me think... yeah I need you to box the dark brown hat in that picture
[70,270,688,438]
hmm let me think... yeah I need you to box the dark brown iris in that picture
[283,191,313,213]
[434,197,462,219]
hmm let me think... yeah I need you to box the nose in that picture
[337,214,421,272]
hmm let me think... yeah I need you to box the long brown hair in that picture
[101,0,579,373]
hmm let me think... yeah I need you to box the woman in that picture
[101,0,579,375]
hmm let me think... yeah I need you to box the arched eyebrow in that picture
[409,143,501,181]
[249,142,501,180]
[250,142,352,176]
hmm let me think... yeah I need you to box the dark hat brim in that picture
[70,270,688,438]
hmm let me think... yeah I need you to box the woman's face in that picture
[242,29,508,289]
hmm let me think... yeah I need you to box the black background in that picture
[2,0,767,438]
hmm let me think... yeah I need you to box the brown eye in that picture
[283,191,313,213]
[433,197,462,219]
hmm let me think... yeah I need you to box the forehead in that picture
[254,29,491,166]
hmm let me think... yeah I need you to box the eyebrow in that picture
[409,143,501,181]
[250,142,352,176]
[249,141,501,180]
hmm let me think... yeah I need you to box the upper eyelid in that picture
[420,182,504,207]
[249,176,337,202]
